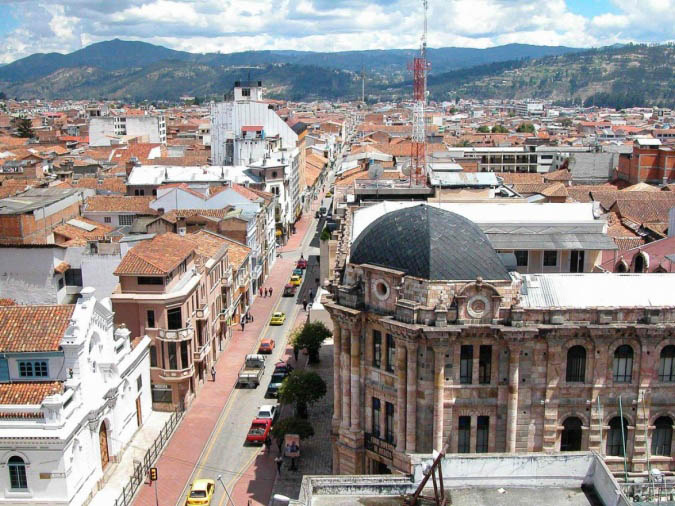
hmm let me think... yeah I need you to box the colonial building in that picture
[0,288,151,505]
[324,204,675,476]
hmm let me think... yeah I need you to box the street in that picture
[176,198,325,506]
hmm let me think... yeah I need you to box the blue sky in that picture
[0,0,673,63]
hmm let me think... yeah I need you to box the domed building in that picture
[324,203,675,477]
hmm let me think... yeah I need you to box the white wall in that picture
[0,247,63,304]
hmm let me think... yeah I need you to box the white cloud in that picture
[0,0,673,63]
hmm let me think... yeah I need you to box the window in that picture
[570,250,584,273]
[119,214,135,226]
[514,250,528,267]
[606,417,628,457]
[242,88,251,97]
[168,342,178,370]
[151,386,172,403]
[652,417,673,457]
[385,334,395,373]
[613,345,633,383]
[19,361,48,378]
[138,277,163,285]
[372,330,382,368]
[104,216,112,223]
[561,417,583,451]
[460,345,473,384]
[476,416,489,453]
[478,345,491,384]
[566,346,586,383]
[150,346,157,367]
[659,346,675,382]
[372,398,381,438]
[64,268,83,286]
[136,375,143,391]
[57,277,65,290]
[385,402,394,444]
[180,341,189,370]
[167,307,182,330]
[458,416,471,453]
[543,250,558,267]
[8,456,27,490]
[147,310,155,328]
[634,254,645,273]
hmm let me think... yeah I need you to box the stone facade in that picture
[325,261,675,477]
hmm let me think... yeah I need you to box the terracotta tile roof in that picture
[0,305,74,352]
[497,173,544,184]
[0,298,16,306]
[54,261,70,274]
[614,237,646,250]
[612,199,675,228]
[662,184,675,192]
[223,238,251,271]
[190,230,229,260]
[161,208,232,224]
[245,187,275,203]
[512,183,553,194]
[114,232,197,276]
[622,182,660,192]
[158,183,207,200]
[110,143,164,168]
[85,195,157,214]
[540,182,569,197]
[75,177,126,194]
[543,169,572,182]
[231,183,262,202]
[0,382,64,406]
[53,217,116,247]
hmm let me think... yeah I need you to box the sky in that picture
[0,0,673,64]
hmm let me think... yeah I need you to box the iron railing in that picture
[113,405,184,506]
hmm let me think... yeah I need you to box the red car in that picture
[258,338,275,354]
[246,418,272,444]
[297,258,308,269]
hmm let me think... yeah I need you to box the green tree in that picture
[12,117,34,138]
[491,125,508,133]
[455,139,473,147]
[320,227,331,241]
[278,370,327,418]
[271,417,315,441]
[291,321,332,363]
[476,125,490,133]
[516,122,535,133]
[560,118,573,127]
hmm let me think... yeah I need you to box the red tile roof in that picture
[231,183,262,202]
[0,382,64,406]
[114,233,196,276]
[0,305,75,352]
[53,217,116,247]
[85,196,157,214]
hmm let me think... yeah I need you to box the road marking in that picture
[219,445,262,506]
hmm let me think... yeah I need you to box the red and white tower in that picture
[408,0,430,186]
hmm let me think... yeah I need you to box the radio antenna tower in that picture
[407,0,430,187]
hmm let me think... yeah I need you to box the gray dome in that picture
[350,204,510,281]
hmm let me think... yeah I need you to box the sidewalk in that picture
[279,190,325,254]
[89,410,171,506]
[133,258,296,506]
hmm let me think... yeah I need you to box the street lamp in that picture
[216,474,235,506]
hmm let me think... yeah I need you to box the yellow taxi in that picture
[270,312,286,326]
[186,479,215,505]
[290,275,302,286]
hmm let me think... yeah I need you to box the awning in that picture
[54,262,70,274]
[486,233,618,251]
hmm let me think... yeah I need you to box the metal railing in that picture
[114,405,184,506]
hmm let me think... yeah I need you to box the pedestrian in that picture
[309,289,314,302]
[293,344,299,362]
[277,436,283,454]
[303,298,308,311]
[240,320,245,332]
[275,456,283,475]
[269,287,273,297]
[290,456,297,471]
[211,365,216,382]
[259,286,263,297]
[264,287,268,298]
[249,313,254,322]
[264,436,271,453]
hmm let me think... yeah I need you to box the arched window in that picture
[8,456,27,490]
[606,417,629,457]
[616,261,627,273]
[566,346,586,383]
[613,345,633,383]
[659,346,675,382]
[634,254,645,273]
[561,417,583,451]
[652,417,673,457]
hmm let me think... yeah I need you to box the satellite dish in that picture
[368,163,384,180]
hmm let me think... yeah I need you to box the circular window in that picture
[467,295,490,318]
[374,280,390,301]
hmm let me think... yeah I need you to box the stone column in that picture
[350,327,361,432]
[433,346,445,452]
[333,325,342,427]
[406,341,418,452]
[341,326,351,430]
[396,341,407,453]
[506,343,520,453]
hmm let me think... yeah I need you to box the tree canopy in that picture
[278,370,327,418]
[516,122,535,133]
[271,417,315,441]
[291,321,332,363]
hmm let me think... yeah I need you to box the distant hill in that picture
[0,39,583,101]
[380,43,675,109]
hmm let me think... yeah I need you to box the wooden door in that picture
[136,396,142,428]
[99,423,109,470]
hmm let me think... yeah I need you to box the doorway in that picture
[561,417,583,451]
[570,251,585,273]
[99,422,110,470]
[135,396,142,428]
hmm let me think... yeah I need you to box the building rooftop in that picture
[0,188,84,215]
[114,232,197,276]
[0,305,75,352]
[0,381,64,406]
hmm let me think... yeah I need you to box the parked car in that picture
[293,268,304,277]
[274,360,294,376]
[270,312,286,325]
[257,404,278,422]
[289,275,301,286]
[258,338,275,354]
[265,372,286,398]
[186,479,215,505]
[283,283,297,297]
[296,258,308,269]
[246,418,272,445]
[236,354,266,388]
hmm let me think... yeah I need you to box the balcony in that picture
[221,271,233,288]
[219,307,232,323]
[156,327,194,341]
[193,343,210,362]
[158,364,195,381]
[194,305,209,321]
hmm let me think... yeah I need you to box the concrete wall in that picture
[0,247,63,304]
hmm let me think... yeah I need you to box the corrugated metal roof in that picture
[520,273,675,308]
[430,172,498,187]
[487,233,617,251]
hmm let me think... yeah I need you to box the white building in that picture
[89,115,167,147]
[0,288,151,505]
